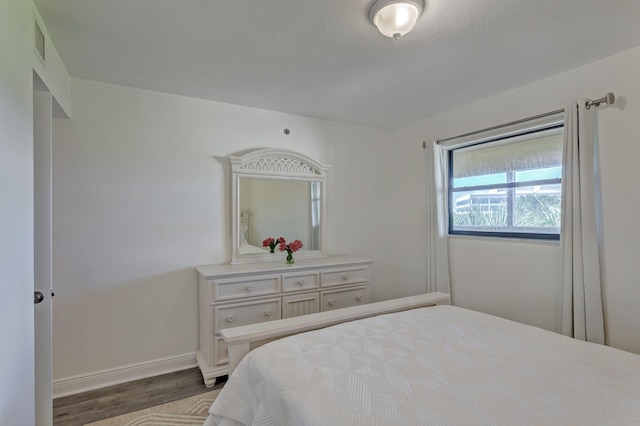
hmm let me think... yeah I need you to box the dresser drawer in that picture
[211,275,280,302]
[282,293,320,318]
[321,266,370,287]
[321,286,370,311]
[214,298,281,334]
[282,272,319,293]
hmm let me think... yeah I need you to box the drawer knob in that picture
[328,299,335,306]
[226,315,234,323]
[298,280,305,285]
[246,285,253,292]
[342,275,350,280]
[356,295,363,302]
[265,309,272,317]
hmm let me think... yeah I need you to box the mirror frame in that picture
[230,149,330,264]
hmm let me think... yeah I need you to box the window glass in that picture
[453,172,506,188]
[515,166,562,182]
[449,126,563,239]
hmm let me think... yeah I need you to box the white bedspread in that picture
[206,305,640,425]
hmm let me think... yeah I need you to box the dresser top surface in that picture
[196,255,374,278]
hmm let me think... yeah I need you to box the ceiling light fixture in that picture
[368,0,424,40]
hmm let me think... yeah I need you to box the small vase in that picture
[286,253,294,265]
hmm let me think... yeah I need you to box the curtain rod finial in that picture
[605,92,615,105]
[586,92,616,109]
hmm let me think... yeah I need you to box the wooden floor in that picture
[53,368,226,425]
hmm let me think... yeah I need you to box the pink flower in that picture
[262,237,280,253]
[278,239,303,253]
[278,237,287,252]
[288,239,304,253]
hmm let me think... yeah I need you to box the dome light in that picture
[368,0,424,40]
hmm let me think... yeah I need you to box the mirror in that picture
[230,149,330,263]
[239,179,322,251]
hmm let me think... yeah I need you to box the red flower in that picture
[262,237,280,253]
[288,239,304,252]
[279,239,303,253]
[278,237,287,252]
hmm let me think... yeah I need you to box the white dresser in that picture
[196,255,374,386]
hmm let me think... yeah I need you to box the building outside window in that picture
[448,123,564,240]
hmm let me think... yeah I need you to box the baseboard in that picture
[52,352,197,399]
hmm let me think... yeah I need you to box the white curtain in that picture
[426,140,451,294]
[560,101,605,344]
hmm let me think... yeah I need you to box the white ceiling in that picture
[34,0,640,130]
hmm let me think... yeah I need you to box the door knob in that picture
[34,291,44,304]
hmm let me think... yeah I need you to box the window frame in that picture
[447,123,564,241]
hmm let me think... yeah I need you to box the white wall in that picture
[392,45,640,355]
[52,78,392,380]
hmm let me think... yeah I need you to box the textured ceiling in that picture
[34,0,640,130]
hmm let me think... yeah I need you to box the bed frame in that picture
[221,292,451,374]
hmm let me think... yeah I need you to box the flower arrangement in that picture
[263,237,303,264]
[262,237,284,254]
[279,238,304,265]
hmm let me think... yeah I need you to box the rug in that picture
[84,389,221,426]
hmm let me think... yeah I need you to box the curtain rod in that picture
[434,92,616,145]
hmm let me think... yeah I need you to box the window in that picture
[448,122,564,240]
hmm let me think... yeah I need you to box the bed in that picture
[238,210,268,255]
[238,243,267,255]
[205,302,640,425]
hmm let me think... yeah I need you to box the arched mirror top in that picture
[230,149,330,177]
[230,149,330,264]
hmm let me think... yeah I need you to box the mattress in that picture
[206,305,640,425]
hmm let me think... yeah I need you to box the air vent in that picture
[34,20,45,62]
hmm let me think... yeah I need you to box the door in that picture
[0,47,36,426]
[34,88,53,425]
